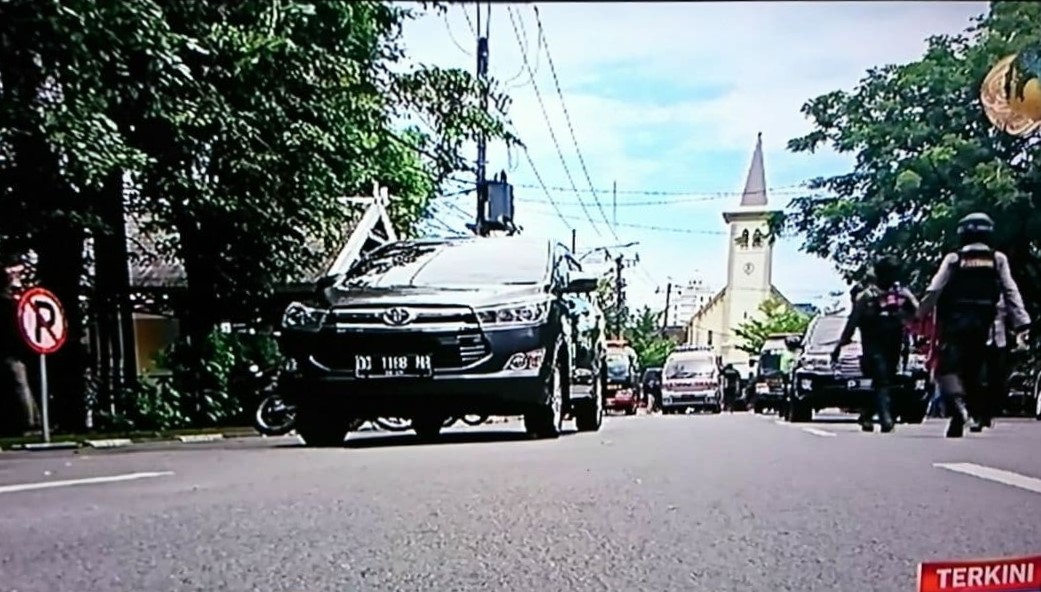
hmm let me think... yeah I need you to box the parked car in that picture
[605,341,640,415]
[278,236,608,446]
[660,345,722,414]
[785,311,929,424]
[641,367,663,410]
[752,333,799,414]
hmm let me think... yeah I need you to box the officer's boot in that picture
[858,409,874,432]
[878,387,895,433]
[946,396,970,438]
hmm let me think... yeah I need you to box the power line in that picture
[527,208,727,235]
[506,6,602,239]
[515,182,810,198]
[523,187,822,207]
[521,147,571,229]
[442,11,472,57]
[532,4,618,241]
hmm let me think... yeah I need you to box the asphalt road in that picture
[1,411,1040,592]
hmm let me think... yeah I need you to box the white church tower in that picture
[720,133,776,365]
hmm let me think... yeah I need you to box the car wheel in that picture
[575,376,604,432]
[296,405,348,447]
[789,399,812,423]
[753,402,764,414]
[1034,393,1041,421]
[711,404,722,414]
[901,403,926,424]
[525,357,565,439]
[412,415,444,441]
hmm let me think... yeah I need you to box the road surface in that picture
[1,412,1039,591]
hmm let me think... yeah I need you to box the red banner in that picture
[919,554,1041,592]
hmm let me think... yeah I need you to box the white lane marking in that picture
[802,427,837,438]
[934,463,1041,495]
[0,471,175,495]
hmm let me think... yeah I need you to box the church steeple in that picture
[739,132,767,207]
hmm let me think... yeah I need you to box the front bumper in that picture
[280,323,557,416]
[791,372,928,408]
[661,391,719,409]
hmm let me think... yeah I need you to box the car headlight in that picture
[281,302,327,331]
[476,300,551,327]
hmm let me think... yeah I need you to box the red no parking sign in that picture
[16,286,67,443]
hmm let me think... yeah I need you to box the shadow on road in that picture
[273,429,577,450]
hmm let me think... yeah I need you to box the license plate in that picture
[354,354,433,378]
[847,378,872,390]
[756,383,770,394]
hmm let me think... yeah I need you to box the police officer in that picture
[918,213,1030,438]
[721,363,742,411]
[832,256,918,433]
[1,253,40,436]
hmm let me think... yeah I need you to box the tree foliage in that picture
[622,306,675,369]
[0,0,518,429]
[778,2,1041,317]
[733,297,810,356]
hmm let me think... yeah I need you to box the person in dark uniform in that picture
[918,213,1030,438]
[721,363,742,412]
[0,253,40,436]
[832,256,918,433]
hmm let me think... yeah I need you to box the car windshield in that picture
[758,352,782,372]
[339,240,549,289]
[642,369,661,383]
[664,357,715,379]
[805,315,858,353]
[606,354,632,380]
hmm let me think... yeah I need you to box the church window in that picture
[736,229,750,248]
[708,330,713,346]
[752,229,763,247]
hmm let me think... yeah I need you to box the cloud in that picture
[400,1,988,311]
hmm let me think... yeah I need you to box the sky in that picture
[399,1,988,313]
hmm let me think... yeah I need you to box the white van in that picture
[660,346,722,414]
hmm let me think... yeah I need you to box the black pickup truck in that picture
[784,312,929,424]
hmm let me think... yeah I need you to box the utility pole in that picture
[474,3,490,236]
[662,281,673,331]
[614,253,626,339]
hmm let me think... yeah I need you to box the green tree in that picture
[595,275,627,339]
[733,298,810,355]
[623,306,675,368]
[778,2,1041,318]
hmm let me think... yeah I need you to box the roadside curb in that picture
[176,434,225,443]
[84,438,134,449]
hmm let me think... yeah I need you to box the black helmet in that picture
[956,212,994,236]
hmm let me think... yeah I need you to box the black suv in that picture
[279,236,608,446]
[784,312,929,423]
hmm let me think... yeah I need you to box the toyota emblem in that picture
[382,307,414,326]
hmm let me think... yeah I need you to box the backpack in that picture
[862,284,908,342]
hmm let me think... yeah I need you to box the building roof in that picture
[127,192,397,289]
[740,132,767,207]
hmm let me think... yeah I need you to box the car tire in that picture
[753,402,764,414]
[789,399,812,423]
[525,356,565,439]
[296,406,348,447]
[575,376,604,432]
[412,415,444,441]
[901,404,926,424]
[711,404,722,414]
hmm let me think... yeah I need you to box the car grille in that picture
[326,305,477,327]
[309,329,490,372]
[835,357,861,377]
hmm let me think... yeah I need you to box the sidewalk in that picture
[0,426,259,452]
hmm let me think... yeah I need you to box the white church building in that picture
[686,133,794,371]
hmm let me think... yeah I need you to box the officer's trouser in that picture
[980,345,1008,423]
[860,348,899,426]
[937,321,990,423]
[0,357,40,436]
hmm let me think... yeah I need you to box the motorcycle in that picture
[249,364,298,436]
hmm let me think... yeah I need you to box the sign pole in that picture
[16,287,67,446]
[39,353,50,443]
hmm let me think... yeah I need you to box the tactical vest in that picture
[936,246,1000,325]
[862,284,907,345]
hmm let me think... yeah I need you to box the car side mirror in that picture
[563,273,598,294]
